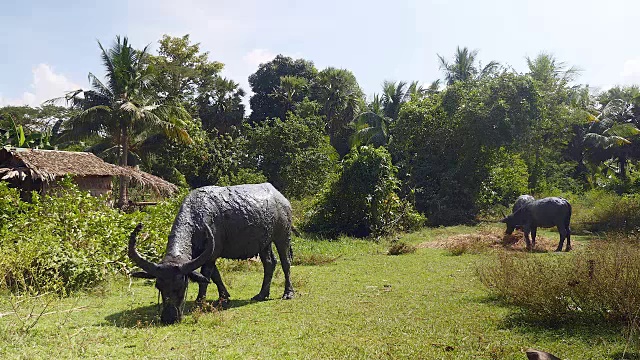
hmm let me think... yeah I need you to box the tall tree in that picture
[197,77,245,133]
[381,81,411,120]
[523,53,583,190]
[270,75,309,117]
[351,80,418,148]
[61,36,191,207]
[312,67,364,157]
[437,47,499,85]
[148,34,224,111]
[248,55,317,123]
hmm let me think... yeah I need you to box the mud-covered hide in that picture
[163,183,292,263]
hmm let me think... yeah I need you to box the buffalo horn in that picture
[128,223,160,276]
[180,224,215,274]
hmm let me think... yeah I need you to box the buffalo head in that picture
[501,215,516,235]
[128,223,214,324]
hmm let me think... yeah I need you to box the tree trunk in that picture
[117,128,129,208]
[619,153,627,181]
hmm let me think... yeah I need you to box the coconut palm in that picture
[351,80,421,148]
[57,36,191,207]
[437,47,499,85]
[584,98,640,180]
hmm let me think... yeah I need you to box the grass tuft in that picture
[387,241,417,255]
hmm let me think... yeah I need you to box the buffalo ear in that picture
[131,271,156,279]
[500,217,508,223]
[188,271,211,284]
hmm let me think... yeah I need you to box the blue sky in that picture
[2,0,640,109]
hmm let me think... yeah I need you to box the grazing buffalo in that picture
[128,183,294,324]
[501,197,572,252]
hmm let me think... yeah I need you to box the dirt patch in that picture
[418,228,571,253]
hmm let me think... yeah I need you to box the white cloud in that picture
[0,64,80,107]
[621,57,640,84]
[243,49,277,68]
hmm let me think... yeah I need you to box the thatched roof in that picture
[0,148,177,196]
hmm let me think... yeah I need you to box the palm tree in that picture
[197,77,246,133]
[313,68,364,157]
[269,75,309,118]
[437,47,499,85]
[584,98,640,180]
[350,107,391,148]
[526,53,580,88]
[59,36,191,207]
[381,81,411,120]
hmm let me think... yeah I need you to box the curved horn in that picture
[128,223,160,276]
[180,224,215,274]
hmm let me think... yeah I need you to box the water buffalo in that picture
[128,183,294,324]
[501,197,572,252]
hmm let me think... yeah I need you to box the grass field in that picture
[0,225,633,359]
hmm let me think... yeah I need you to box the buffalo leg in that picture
[275,240,294,300]
[556,225,567,252]
[197,260,230,303]
[565,225,572,252]
[531,227,537,249]
[252,245,277,301]
[523,228,532,250]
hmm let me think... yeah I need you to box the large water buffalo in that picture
[501,197,572,252]
[128,183,294,324]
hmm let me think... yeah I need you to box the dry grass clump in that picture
[477,236,640,327]
[387,241,417,255]
[419,228,559,255]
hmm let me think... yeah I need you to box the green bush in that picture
[304,146,424,238]
[477,149,529,210]
[545,189,640,233]
[248,110,338,199]
[0,178,182,294]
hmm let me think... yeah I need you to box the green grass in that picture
[0,227,632,359]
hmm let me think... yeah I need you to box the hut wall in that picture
[73,176,113,197]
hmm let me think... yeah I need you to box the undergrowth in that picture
[477,235,640,328]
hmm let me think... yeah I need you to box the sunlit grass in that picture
[0,227,631,359]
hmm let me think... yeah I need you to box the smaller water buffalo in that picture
[513,194,535,213]
[501,197,572,252]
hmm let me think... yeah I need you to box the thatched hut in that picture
[0,148,177,200]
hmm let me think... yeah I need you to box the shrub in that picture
[247,109,338,199]
[477,237,640,325]
[304,146,424,238]
[0,178,183,294]
[549,189,640,233]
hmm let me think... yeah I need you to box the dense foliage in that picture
[0,180,179,294]
[4,35,640,236]
[304,146,423,237]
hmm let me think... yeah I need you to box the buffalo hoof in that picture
[564,247,572,252]
[554,248,563,252]
[251,293,269,301]
[217,298,231,308]
[282,291,294,300]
